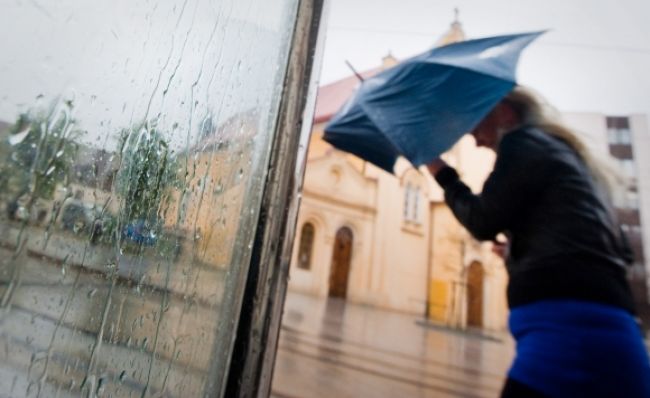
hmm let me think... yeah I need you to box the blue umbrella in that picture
[323,31,545,173]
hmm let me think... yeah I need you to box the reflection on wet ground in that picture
[271,292,515,398]
[0,222,226,397]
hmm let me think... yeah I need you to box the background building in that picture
[562,112,650,323]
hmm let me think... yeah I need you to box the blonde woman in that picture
[427,86,650,397]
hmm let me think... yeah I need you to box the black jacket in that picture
[435,126,635,312]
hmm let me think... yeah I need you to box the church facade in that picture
[287,17,510,330]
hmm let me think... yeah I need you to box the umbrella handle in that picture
[345,60,365,82]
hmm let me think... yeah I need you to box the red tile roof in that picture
[314,17,465,125]
[313,66,383,124]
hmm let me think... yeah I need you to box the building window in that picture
[608,127,631,145]
[297,222,315,270]
[625,191,639,210]
[606,116,632,145]
[613,189,624,209]
[404,183,412,220]
[614,189,639,210]
[403,183,421,224]
[412,186,420,223]
[619,158,637,179]
[622,224,643,235]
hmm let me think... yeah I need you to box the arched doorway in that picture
[329,227,353,298]
[466,261,484,327]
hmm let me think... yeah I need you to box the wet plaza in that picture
[271,292,515,398]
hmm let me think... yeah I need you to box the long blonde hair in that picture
[501,86,627,199]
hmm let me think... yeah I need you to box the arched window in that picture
[297,222,315,270]
[403,183,421,223]
[412,186,420,223]
[403,183,412,220]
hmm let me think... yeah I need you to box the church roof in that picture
[313,66,383,124]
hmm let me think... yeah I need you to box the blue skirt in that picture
[508,300,650,398]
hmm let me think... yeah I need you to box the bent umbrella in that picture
[323,31,545,173]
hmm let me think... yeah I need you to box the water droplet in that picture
[73,221,84,233]
[16,206,29,220]
[8,128,30,145]
[96,377,105,394]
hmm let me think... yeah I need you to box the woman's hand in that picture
[426,158,448,176]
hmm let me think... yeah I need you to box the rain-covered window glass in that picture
[0,0,300,396]
[297,223,315,270]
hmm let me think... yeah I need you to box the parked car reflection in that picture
[121,219,158,246]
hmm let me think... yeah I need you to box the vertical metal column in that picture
[224,0,328,396]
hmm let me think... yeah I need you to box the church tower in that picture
[436,8,466,46]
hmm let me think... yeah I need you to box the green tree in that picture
[0,101,80,217]
[115,122,178,225]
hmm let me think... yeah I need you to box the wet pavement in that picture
[271,292,515,398]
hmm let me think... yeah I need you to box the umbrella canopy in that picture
[323,31,545,173]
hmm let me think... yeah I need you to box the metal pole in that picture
[345,60,365,82]
[223,0,328,396]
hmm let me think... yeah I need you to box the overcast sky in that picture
[2,0,649,147]
[317,0,650,116]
